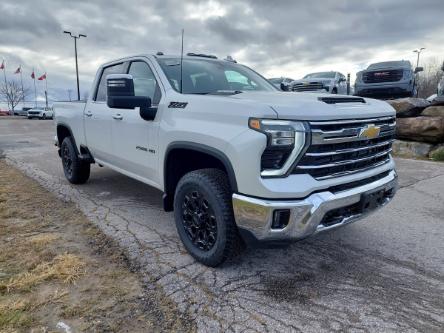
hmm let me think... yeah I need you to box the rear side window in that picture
[95,63,125,101]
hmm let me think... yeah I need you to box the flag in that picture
[31,71,35,79]
[0,61,4,70]
[14,66,21,74]
[38,73,46,80]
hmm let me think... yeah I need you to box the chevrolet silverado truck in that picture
[355,60,418,98]
[54,53,398,266]
[291,71,348,94]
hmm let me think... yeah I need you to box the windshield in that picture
[303,72,336,79]
[157,58,276,94]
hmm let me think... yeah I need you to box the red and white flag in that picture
[0,61,4,70]
[31,71,35,79]
[38,73,46,80]
[14,66,21,74]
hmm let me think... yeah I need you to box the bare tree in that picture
[0,80,30,114]
[417,58,444,98]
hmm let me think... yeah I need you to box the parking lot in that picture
[1,117,443,332]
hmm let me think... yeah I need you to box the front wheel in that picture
[61,136,90,184]
[174,169,240,267]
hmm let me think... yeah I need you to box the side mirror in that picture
[441,62,444,71]
[280,82,286,91]
[106,74,156,121]
[339,77,346,83]
[414,67,424,74]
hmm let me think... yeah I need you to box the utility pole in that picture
[413,48,425,97]
[63,31,87,101]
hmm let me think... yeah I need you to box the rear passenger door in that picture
[111,59,162,182]
[85,62,126,162]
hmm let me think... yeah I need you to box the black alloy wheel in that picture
[181,190,218,251]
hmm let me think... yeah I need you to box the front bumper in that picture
[355,81,413,97]
[233,169,397,242]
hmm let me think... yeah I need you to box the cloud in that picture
[0,0,443,103]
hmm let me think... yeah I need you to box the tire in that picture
[332,88,338,94]
[28,117,32,119]
[174,169,240,267]
[42,114,46,120]
[61,136,90,184]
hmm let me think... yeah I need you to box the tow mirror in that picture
[106,74,156,121]
[414,67,424,74]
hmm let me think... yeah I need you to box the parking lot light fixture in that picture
[63,31,87,101]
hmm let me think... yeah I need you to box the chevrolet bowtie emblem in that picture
[359,124,380,139]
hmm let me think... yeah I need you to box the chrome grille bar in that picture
[297,148,392,169]
[305,139,395,157]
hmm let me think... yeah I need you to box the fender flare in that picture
[164,141,238,192]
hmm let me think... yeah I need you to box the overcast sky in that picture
[1,0,444,104]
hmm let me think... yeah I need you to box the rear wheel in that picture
[42,113,46,120]
[174,169,240,267]
[61,136,90,184]
[332,87,338,94]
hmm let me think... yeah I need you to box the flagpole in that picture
[44,73,48,109]
[19,65,25,107]
[33,68,37,107]
[1,60,9,112]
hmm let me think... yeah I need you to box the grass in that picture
[0,160,195,332]
[4,254,86,292]
[430,147,444,161]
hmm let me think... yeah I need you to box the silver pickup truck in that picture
[54,53,398,266]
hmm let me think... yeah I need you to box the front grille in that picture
[28,111,40,115]
[363,69,403,83]
[292,116,395,180]
[292,82,325,92]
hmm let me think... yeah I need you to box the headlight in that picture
[249,118,309,177]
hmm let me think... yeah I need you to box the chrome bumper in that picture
[233,170,398,241]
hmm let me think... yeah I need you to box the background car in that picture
[355,60,418,98]
[268,77,294,91]
[27,107,54,120]
[290,71,347,94]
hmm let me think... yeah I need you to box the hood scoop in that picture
[318,97,366,104]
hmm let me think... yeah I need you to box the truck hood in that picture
[228,91,395,121]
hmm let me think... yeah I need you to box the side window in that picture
[95,63,125,102]
[128,61,161,105]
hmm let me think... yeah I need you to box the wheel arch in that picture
[163,142,238,211]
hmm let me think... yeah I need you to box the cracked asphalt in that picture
[1,117,443,332]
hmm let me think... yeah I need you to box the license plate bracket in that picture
[359,189,386,213]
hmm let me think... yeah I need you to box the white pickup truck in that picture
[54,53,398,266]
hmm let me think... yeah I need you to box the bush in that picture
[430,147,444,161]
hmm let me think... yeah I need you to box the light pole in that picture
[63,31,87,100]
[68,89,72,101]
[413,48,425,68]
[413,48,425,97]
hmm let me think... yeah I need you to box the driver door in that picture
[110,59,162,182]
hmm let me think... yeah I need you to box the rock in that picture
[396,117,444,143]
[386,98,430,118]
[429,144,444,161]
[392,140,433,158]
[421,105,444,117]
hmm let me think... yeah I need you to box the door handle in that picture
[85,111,93,117]
[112,114,123,120]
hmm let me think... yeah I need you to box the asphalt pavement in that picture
[1,117,443,332]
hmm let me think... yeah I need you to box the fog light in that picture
[272,209,290,229]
